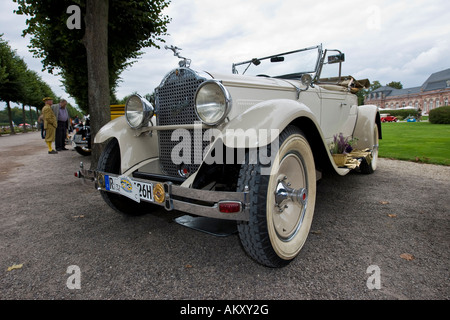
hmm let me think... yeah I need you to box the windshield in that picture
[232,45,322,79]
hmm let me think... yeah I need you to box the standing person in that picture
[42,97,58,154]
[52,99,69,151]
[38,113,45,139]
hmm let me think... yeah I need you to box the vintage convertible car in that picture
[77,44,381,267]
[380,114,399,122]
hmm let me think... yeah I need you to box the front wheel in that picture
[74,146,91,156]
[237,126,316,267]
[98,138,157,215]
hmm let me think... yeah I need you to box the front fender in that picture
[94,116,159,173]
[220,99,321,148]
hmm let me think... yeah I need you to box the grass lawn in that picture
[379,121,450,166]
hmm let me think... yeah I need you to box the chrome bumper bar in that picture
[75,162,250,221]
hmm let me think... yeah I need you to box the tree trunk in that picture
[83,0,110,169]
[29,106,34,130]
[22,103,27,133]
[6,101,15,135]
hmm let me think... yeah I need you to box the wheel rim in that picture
[272,152,307,241]
[266,134,315,260]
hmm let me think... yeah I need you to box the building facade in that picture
[365,68,450,114]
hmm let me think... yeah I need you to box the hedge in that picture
[429,106,450,124]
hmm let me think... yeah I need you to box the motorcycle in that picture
[72,115,91,156]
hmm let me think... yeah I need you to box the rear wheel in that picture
[98,139,156,215]
[237,126,316,267]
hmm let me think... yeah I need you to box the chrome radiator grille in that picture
[155,68,208,178]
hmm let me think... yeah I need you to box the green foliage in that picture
[429,106,450,124]
[379,122,450,165]
[386,81,403,89]
[0,35,27,103]
[13,0,171,113]
[0,106,38,125]
[0,102,83,126]
[0,34,56,108]
[357,80,381,105]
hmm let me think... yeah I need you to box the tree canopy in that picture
[13,0,171,113]
[386,81,403,89]
[0,35,26,104]
[1,34,56,107]
[1,34,57,132]
[356,80,382,105]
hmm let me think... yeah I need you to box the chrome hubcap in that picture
[274,176,308,213]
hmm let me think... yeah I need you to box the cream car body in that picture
[95,72,378,177]
[80,44,381,267]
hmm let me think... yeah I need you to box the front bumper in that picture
[72,134,89,146]
[75,162,250,221]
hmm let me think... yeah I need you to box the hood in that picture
[206,71,300,93]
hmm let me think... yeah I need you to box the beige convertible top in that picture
[319,76,370,93]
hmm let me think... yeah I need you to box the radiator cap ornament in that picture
[165,45,191,68]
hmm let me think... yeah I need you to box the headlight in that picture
[125,94,154,129]
[194,81,232,125]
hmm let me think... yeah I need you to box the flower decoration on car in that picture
[330,133,357,154]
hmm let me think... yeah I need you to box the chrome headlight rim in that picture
[125,94,154,129]
[194,80,232,126]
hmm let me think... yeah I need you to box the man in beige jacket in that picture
[42,97,58,154]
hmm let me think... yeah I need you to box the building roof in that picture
[373,86,422,97]
[372,68,450,98]
[421,68,450,91]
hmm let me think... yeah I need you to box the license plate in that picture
[104,175,153,203]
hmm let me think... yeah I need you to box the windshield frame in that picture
[231,44,323,79]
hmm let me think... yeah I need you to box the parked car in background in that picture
[405,115,417,122]
[380,114,398,122]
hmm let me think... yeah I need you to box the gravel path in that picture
[0,131,449,302]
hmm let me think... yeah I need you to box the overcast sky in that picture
[1,0,449,111]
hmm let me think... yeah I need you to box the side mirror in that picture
[251,58,261,66]
[328,53,345,64]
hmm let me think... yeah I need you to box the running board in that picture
[174,215,237,237]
